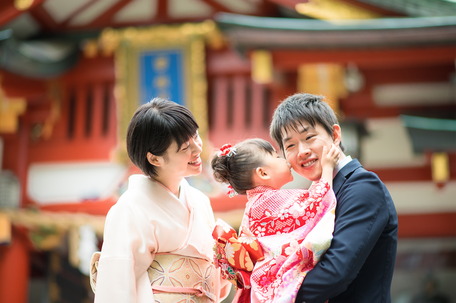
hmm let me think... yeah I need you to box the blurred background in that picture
[0,0,455,302]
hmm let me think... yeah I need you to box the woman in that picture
[90,98,231,303]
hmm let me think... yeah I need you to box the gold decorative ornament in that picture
[298,63,347,114]
[431,152,449,184]
[0,75,27,134]
[296,0,381,20]
[252,50,273,84]
[14,0,34,11]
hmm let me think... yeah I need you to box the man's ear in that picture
[147,152,161,167]
[332,124,342,147]
[255,167,271,180]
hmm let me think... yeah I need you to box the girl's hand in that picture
[321,144,340,170]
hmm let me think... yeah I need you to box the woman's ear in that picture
[332,124,342,147]
[147,152,161,167]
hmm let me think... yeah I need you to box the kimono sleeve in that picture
[307,178,331,202]
[94,200,156,303]
[294,178,331,208]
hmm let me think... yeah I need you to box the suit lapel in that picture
[333,159,362,196]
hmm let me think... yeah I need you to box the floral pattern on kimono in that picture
[213,179,336,303]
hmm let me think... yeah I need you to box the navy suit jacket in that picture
[296,159,398,303]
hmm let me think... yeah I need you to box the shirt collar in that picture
[333,155,352,178]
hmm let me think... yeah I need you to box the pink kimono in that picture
[213,179,336,303]
[91,175,231,303]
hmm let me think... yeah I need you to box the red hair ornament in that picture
[219,144,237,157]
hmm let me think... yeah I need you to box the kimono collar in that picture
[246,185,276,201]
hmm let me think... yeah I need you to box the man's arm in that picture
[296,171,389,303]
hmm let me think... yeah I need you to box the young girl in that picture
[90,98,231,303]
[211,138,339,303]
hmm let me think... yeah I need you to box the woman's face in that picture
[160,132,203,179]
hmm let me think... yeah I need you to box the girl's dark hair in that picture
[270,93,345,153]
[211,138,275,195]
[126,98,199,179]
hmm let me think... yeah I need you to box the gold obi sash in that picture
[90,252,217,303]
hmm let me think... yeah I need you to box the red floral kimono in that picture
[213,179,336,303]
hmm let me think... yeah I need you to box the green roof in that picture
[215,13,456,31]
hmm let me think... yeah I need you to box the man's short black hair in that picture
[270,93,345,153]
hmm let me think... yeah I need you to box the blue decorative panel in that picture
[139,49,185,105]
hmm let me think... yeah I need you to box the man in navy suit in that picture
[270,93,398,303]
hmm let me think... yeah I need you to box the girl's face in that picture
[158,132,203,179]
[262,151,294,189]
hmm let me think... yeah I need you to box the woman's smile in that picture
[188,157,202,166]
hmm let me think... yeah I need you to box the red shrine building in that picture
[0,0,455,302]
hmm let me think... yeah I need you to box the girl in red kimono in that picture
[211,138,339,303]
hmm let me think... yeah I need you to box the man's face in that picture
[281,121,341,181]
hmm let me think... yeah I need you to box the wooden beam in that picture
[60,56,115,85]
[361,63,455,84]
[29,3,60,32]
[337,0,405,17]
[271,46,456,70]
[200,0,234,13]
[369,153,456,183]
[398,212,456,238]
[60,0,98,28]
[0,69,46,98]
[266,0,309,9]
[87,0,133,28]
[342,104,456,120]
[156,0,168,21]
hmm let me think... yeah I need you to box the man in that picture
[270,93,398,303]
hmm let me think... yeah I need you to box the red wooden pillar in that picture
[212,76,228,135]
[232,75,246,134]
[18,117,30,207]
[251,80,264,131]
[0,228,30,303]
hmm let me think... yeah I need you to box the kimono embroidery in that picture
[213,179,336,303]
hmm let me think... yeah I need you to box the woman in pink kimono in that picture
[211,139,339,303]
[90,98,231,303]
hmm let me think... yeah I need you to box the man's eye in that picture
[307,135,315,140]
[285,144,294,150]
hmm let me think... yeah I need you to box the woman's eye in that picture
[193,131,200,139]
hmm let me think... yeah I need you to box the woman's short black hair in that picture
[126,98,199,179]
